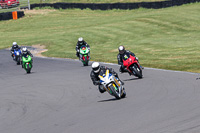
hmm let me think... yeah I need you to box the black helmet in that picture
[92,62,100,73]
[118,45,125,54]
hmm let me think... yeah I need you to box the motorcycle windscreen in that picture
[14,49,21,55]
[80,45,87,54]
[99,69,111,83]
[22,55,32,62]
[122,53,134,67]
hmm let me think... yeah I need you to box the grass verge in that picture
[0,3,200,73]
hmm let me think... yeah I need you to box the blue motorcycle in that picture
[12,48,22,65]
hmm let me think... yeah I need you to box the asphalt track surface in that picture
[0,49,200,133]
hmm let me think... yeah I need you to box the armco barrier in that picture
[30,0,200,10]
[0,11,24,21]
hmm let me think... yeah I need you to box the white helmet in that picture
[118,45,125,54]
[78,37,84,45]
[13,42,17,46]
[78,37,83,42]
[22,47,27,54]
[92,62,100,73]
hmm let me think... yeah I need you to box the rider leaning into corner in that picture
[117,45,143,75]
[75,37,90,58]
[90,62,124,93]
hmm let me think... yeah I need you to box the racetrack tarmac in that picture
[0,49,200,133]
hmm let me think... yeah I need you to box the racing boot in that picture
[123,68,131,76]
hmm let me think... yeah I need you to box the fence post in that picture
[28,0,30,10]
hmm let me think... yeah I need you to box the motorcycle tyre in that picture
[132,64,143,79]
[26,64,31,74]
[16,57,20,65]
[83,57,89,66]
[109,85,121,99]
[83,61,88,66]
[83,62,88,66]
[121,89,126,98]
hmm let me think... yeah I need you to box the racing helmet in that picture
[118,45,125,54]
[78,37,84,45]
[92,62,100,73]
[13,42,17,46]
[13,42,17,48]
[22,47,28,54]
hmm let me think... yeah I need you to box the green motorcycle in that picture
[79,45,90,66]
[22,55,32,73]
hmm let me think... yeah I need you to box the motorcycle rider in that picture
[90,62,124,93]
[21,47,33,57]
[75,37,90,58]
[21,47,33,68]
[117,45,142,75]
[10,42,21,57]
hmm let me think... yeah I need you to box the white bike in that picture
[99,69,126,99]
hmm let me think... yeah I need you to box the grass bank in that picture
[0,3,199,73]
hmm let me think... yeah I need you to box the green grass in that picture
[31,0,165,4]
[0,3,200,73]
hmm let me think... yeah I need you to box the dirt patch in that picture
[31,44,48,57]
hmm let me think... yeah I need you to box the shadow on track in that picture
[123,77,142,81]
[23,71,36,75]
[81,64,91,67]
[98,97,126,102]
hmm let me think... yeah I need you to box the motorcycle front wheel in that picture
[132,64,143,78]
[16,57,20,65]
[109,85,121,99]
[83,57,89,66]
[26,64,31,74]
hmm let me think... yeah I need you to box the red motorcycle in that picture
[122,53,143,78]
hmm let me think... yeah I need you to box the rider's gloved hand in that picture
[77,49,80,52]
[135,57,139,60]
